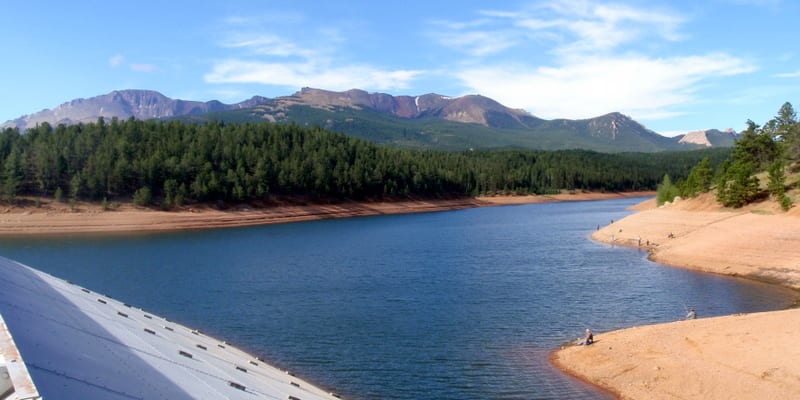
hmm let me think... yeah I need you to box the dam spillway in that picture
[0,256,343,400]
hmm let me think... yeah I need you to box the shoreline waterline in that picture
[1,195,793,399]
[551,196,800,400]
[0,191,654,236]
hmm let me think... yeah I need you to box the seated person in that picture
[576,328,594,345]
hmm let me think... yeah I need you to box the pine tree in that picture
[718,161,759,208]
[767,159,786,198]
[681,157,713,197]
[656,174,679,205]
[2,149,22,203]
[133,186,152,206]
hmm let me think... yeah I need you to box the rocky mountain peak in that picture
[677,128,738,148]
[585,112,646,140]
[2,90,271,131]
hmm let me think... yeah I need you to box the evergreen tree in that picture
[681,157,713,197]
[767,159,793,211]
[775,102,797,128]
[767,159,786,198]
[717,161,759,208]
[656,174,680,205]
[0,118,725,205]
[69,173,82,201]
[772,102,800,163]
[2,149,22,203]
[732,120,780,170]
[133,186,152,206]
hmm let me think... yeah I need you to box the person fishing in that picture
[576,328,594,345]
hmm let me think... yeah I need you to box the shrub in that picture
[780,194,793,211]
[132,187,152,206]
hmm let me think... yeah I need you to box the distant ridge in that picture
[280,87,541,128]
[2,89,270,132]
[675,128,739,148]
[2,88,735,153]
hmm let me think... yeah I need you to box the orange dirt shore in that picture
[0,191,654,236]
[553,193,800,400]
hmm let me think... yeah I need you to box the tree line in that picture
[657,102,799,210]
[0,117,727,208]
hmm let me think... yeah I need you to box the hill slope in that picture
[3,88,716,153]
[183,88,698,152]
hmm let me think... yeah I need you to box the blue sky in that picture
[2,0,799,136]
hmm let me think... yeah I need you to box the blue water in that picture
[0,198,795,399]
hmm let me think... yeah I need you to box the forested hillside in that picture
[657,102,800,210]
[0,118,728,208]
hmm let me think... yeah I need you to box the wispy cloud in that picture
[206,15,423,92]
[432,0,752,120]
[432,0,685,58]
[526,0,684,56]
[773,70,800,78]
[430,18,520,57]
[725,0,782,7]
[458,54,753,120]
[206,59,422,91]
[220,33,317,58]
[130,63,159,73]
[109,54,124,67]
[109,54,158,73]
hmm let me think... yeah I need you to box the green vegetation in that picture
[678,157,714,199]
[178,104,699,153]
[716,159,760,208]
[677,102,799,210]
[656,174,680,206]
[132,186,153,206]
[0,118,728,208]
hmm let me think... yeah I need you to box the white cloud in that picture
[208,20,425,93]
[130,63,158,73]
[725,0,782,6]
[526,0,685,55]
[457,54,754,120]
[433,1,753,121]
[220,34,316,58]
[430,18,519,57]
[435,29,519,57]
[435,0,686,58]
[205,59,422,91]
[774,70,800,78]
[109,54,124,67]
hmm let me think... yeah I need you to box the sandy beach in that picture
[553,193,800,399]
[0,191,653,236]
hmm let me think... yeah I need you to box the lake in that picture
[0,197,795,399]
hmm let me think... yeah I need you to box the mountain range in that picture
[2,88,737,153]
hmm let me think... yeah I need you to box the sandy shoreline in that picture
[11,190,798,398]
[553,194,800,399]
[0,191,653,236]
